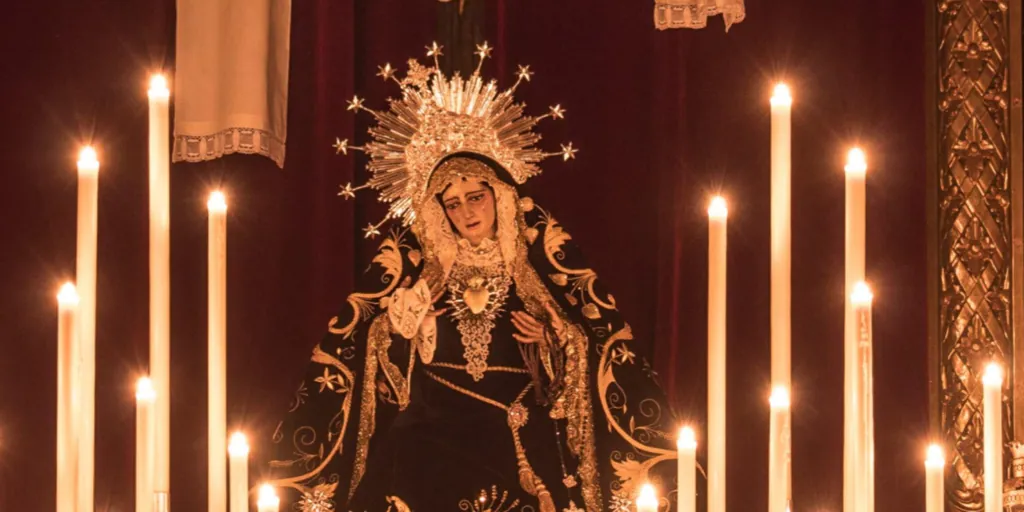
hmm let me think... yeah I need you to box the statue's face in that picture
[441,177,496,246]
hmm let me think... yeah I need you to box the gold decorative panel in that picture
[935,0,1019,509]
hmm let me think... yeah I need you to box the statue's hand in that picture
[387,279,433,339]
[511,303,565,344]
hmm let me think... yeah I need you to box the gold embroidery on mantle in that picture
[349,314,390,499]
[328,232,410,339]
[458,485,525,512]
[597,326,676,498]
[386,495,412,512]
[267,346,355,495]
[516,209,603,511]
[534,207,616,318]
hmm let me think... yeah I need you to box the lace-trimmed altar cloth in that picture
[654,0,745,31]
[172,0,292,167]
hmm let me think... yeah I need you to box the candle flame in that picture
[925,444,945,468]
[770,83,792,106]
[983,362,1004,386]
[228,431,249,457]
[851,281,873,305]
[57,282,79,306]
[77,146,99,172]
[149,74,170,97]
[207,191,227,212]
[257,484,280,506]
[845,147,867,175]
[78,146,98,164]
[135,376,156,402]
[769,385,791,408]
[677,426,697,450]
[708,196,728,218]
[636,483,658,507]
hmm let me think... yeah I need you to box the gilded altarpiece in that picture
[930,0,1024,509]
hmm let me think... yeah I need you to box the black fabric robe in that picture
[264,204,682,511]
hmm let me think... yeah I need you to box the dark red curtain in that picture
[0,0,925,511]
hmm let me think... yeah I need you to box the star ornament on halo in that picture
[560,142,578,161]
[376,63,395,81]
[516,64,534,82]
[346,95,365,112]
[426,42,444,58]
[548,104,566,120]
[338,182,356,199]
[333,137,349,155]
[363,223,381,239]
[474,41,493,60]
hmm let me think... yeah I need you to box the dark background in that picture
[0,0,927,510]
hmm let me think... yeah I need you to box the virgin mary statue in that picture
[264,44,681,512]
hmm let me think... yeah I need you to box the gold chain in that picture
[424,370,532,412]
[428,362,530,375]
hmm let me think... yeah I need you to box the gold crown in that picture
[334,41,577,238]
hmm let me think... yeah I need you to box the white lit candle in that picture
[768,386,791,512]
[677,427,697,512]
[769,85,792,512]
[136,377,156,512]
[635,483,658,512]
[851,282,875,512]
[925,444,944,512]
[228,432,249,512]
[148,73,172,498]
[843,147,867,512]
[769,83,792,391]
[56,283,79,512]
[707,196,727,512]
[983,363,1003,512]
[208,191,228,512]
[257,484,280,512]
[75,146,99,512]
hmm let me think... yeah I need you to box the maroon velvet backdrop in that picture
[0,0,926,510]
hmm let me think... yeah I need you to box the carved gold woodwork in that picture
[935,0,1019,509]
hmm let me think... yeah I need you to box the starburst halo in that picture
[334,41,576,237]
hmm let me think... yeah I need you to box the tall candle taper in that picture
[76,146,99,512]
[57,283,79,512]
[208,192,228,512]
[228,432,249,512]
[843,147,867,512]
[257,485,280,512]
[851,282,874,511]
[983,363,1003,512]
[769,84,792,390]
[677,427,697,512]
[768,386,791,512]
[148,73,171,500]
[636,483,658,512]
[769,83,792,512]
[707,196,727,512]
[925,444,944,512]
[136,377,156,512]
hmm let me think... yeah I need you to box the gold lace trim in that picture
[447,263,513,381]
[348,314,389,500]
[172,126,286,168]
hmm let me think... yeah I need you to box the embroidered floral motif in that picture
[458,485,523,512]
[298,482,337,511]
